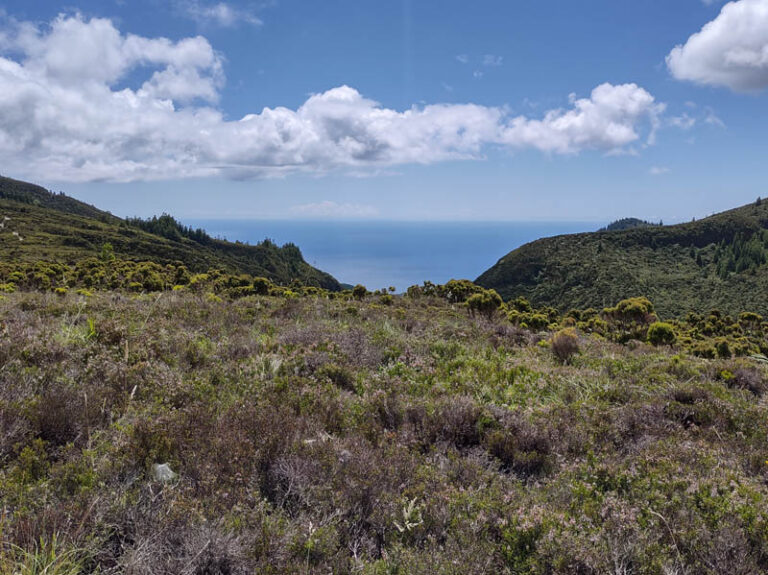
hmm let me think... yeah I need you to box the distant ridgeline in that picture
[477,198,768,318]
[599,217,663,232]
[0,176,340,290]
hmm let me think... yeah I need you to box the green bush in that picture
[466,289,503,319]
[352,284,368,300]
[647,321,677,346]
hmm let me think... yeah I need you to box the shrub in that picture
[440,279,485,303]
[352,284,368,300]
[692,342,716,359]
[486,429,553,478]
[647,321,677,346]
[466,289,503,319]
[316,363,356,392]
[252,277,273,295]
[509,311,549,330]
[604,296,655,323]
[550,328,580,364]
[715,338,732,359]
[737,368,766,394]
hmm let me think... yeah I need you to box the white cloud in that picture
[179,1,262,28]
[0,15,666,183]
[667,0,768,91]
[669,113,696,129]
[704,107,726,127]
[482,54,503,67]
[499,83,665,154]
[291,201,380,218]
[649,166,671,175]
[455,54,469,64]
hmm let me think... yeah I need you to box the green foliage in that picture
[99,242,115,263]
[599,217,662,232]
[0,535,90,575]
[477,199,768,318]
[352,284,368,300]
[466,289,503,319]
[126,213,211,243]
[0,177,340,290]
[647,321,677,346]
[439,279,486,303]
[604,296,655,323]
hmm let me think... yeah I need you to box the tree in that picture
[100,242,115,263]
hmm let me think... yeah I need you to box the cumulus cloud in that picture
[291,201,380,218]
[649,166,671,175]
[500,83,665,153]
[667,0,768,91]
[0,15,666,183]
[178,1,262,27]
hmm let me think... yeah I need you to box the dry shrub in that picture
[119,522,249,575]
[333,328,383,369]
[550,328,580,364]
[0,403,31,462]
[731,367,766,396]
[32,384,82,447]
[665,386,728,430]
[367,390,405,432]
[486,418,553,478]
[425,396,491,450]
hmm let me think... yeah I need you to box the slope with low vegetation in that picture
[0,281,767,573]
[0,176,340,290]
[477,198,768,317]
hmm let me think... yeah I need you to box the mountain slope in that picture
[0,176,340,290]
[476,199,768,317]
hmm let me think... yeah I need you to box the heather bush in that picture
[550,327,580,364]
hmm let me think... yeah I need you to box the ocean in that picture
[184,220,602,292]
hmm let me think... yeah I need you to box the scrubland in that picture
[1,288,767,574]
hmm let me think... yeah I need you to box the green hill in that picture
[0,176,340,290]
[599,217,662,232]
[476,199,768,317]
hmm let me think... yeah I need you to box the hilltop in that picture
[476,198,768,317]
[0,176,340,290]
[599,217,662,232]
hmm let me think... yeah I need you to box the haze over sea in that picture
[185,220,603,292]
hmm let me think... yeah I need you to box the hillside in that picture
[0,288,766,573]
[0,176,340,290]
[476,199,768,317]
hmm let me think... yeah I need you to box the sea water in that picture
[184,220,602,292]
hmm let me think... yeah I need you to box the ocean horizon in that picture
[184,220,604,292]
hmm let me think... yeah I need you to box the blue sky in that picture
[0,0,767,221]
